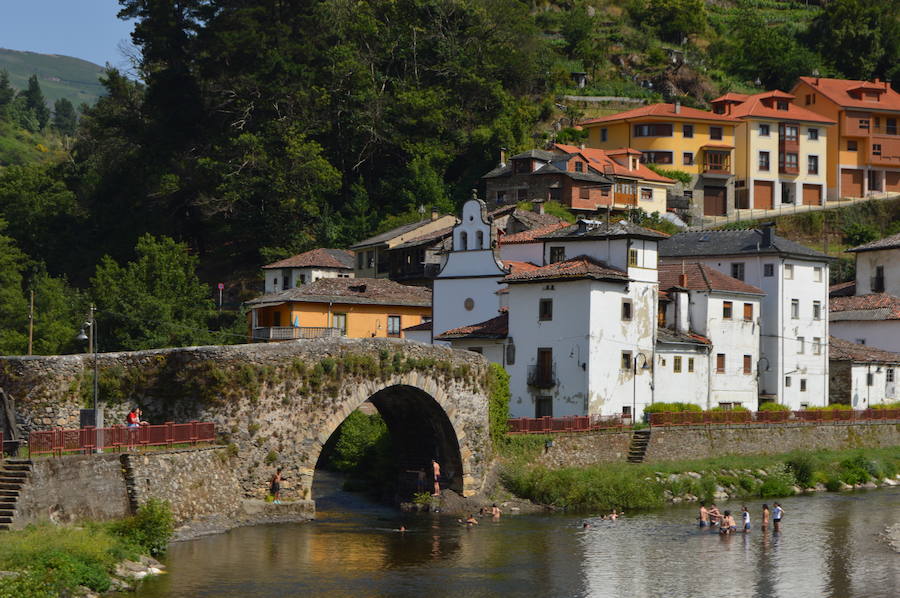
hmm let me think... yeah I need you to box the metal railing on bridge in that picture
[648,409,900,427]
[27,421,216,457]
[507,415,625,434]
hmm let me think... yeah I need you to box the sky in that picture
[0,0,135,67]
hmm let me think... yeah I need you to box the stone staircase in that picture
[627,429,652,464]
[0,459,32,530]
[120,454,139,514]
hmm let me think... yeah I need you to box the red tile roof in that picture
[795,77,900,112]
[720,90,835,124]
[499,222,570,245]
[263,248,354,270]
[434,311,508,340]
[247,277,431,307]
[402,320,433,332]
[711,92,750,103]
[580,103,739,125]
[658,263,764,295]
[829,280,856,298]
[846,231,900,253]
[501,260,540,274]
[829,293,900,320]
[830,336,900,364]
[503,255,628,284]
[553,143,675,184]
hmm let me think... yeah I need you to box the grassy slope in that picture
[0,48,106,107]
[0,119,68,167]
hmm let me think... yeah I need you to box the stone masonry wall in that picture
[0,339,492,503]
[529,422,899,469]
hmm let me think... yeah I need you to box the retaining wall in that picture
[535,422,900,468]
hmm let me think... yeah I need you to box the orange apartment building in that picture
[791,77,900,199]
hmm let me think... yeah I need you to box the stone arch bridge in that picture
[0,339,492,507]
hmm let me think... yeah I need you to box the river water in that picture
[128,474,899,598]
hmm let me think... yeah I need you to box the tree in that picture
[0,220,28,354]
[90,234,215,351]
[22,74,50,129]
[0,70,14,111]
[52,98,78,136]
[811,0,900,81]
[29,268,86,355]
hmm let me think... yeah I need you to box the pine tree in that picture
[52,98,78,136]
[22,74,50,130]
[0,70,14,110]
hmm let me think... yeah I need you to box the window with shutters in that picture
[743,303,753,321]
[674,356,682,373]
[743,355,752,374]
[723,301,733,319]
[539,299,553,321]
[716,354,725,373]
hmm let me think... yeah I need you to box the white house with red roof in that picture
[504,220,667,419]
[710,90,835,209]
[829,336,899,407]
[262,248,354,293]
[657,263,764,408]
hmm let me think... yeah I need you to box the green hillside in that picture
[0,48,105,107]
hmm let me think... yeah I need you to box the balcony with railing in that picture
[253,326,342,341]
[701,150,731,176]
[527,364,557,388]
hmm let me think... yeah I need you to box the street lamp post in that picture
[76,305,102,450]
[632,353,651,424]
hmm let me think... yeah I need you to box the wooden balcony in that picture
[253,326,342,341]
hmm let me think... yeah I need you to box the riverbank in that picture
[500,445,900,512]
[0,500,173,597]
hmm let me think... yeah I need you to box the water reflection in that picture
[127,488,899,598]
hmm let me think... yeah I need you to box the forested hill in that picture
[0,0,898,356]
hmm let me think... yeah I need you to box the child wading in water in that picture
[740,505,751,533]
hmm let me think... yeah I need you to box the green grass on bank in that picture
[0,499,173,598]
[500,447,900,513]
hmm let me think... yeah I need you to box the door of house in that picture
[754,180,774,209]
[841,168,864,198]
[537,348,553,383]
[703,187,726,216]
[868,169,882,192]
[781,181,795,204]
[802,184,822,206]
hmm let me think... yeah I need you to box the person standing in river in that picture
[761,504,770,531]
[698,502,710,527]
[431,459,441,497]
[772,503,784,532]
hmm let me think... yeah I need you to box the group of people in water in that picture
[698,501,784,534]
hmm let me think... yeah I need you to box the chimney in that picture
[431,206,439,221]
[674,100,681,114]
[760,222,775,248]
[579,142,585,150]
[679,273,688,287]
[499,148,507,167]
[532,199,545,214]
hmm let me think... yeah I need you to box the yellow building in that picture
[710,90,835,209]
[580,102,739,217]
[246,277,431,341]
[791,77,900,199]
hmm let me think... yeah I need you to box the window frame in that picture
[716,353,725,374]
[730,262,745,281]
[628,249,639,267]
[674,356,682,373]
[813,301,822,320]
[683,151,694,166]
[538,298,553,321]
[791,298,799,319]
[710,126,723,141]
[808,155,819,175]
[847,140,858,151]
[549,246,566,264]
[723,301,733,320]
[743,303,753,321]
[759,151,770,171]
[808,128,818,140]
[621,299,633,321]
[621,351,633,371]
[764,263,774,277]
[759,124,770,137]
[387,315,402,337]
[743,355,752,375]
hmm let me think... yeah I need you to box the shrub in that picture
[487,363,510,447]
[329,411,389,472]
[758,402,791,412]
[842,222,877,246]
[265,450,278,465]
[871,401,900,409]
[708,405,749,412]
[785,455,816,487]
[758,463,796,498]
[838,455,877,485]
[806,404,852,411]
[643,402,702,414]
[109,499,174,556]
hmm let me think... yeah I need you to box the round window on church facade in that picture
[464,298,475,311]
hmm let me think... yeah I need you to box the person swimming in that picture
[719,510,736,535]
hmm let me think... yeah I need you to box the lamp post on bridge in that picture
[76,305,102,451]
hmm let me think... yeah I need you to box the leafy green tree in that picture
[90,234,215,351]
[22,74,50,129]
[29,268,86,355]
[52,98,78,136]
[635,0,708,44]
[0,70,14,111]
[0,220,28,354]
[811,0,900,81]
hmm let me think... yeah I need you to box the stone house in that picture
[350,211,457,279]
[829,336,898,407]
[261,248,354,293]
[659,225,832,409]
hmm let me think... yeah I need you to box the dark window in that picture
[549,246,566,264]
[600,128,608,142]
[764,263,774,277]
[536,396,553,418]
[791,299,799,319]
[716,354,725,373]
[731,263,745,281]
[744,303,753,321]
[873,265,885,292]
[813,301,822,320]
[272,311,281,327]
[873,144,882,156]
[759,151,770,171]
[622,300,632,321]
[808,155,819,175]
[777,100,789,110]
[784,153,798,169]
[641,151,673,164]
[723,301,733,319]
[859,119,870,130]
[683,152,694,166]
[622,351,633,370]
[688,358,695,373]
[887,368,895,383]
[641,188,652,200]
[683,124,694,138]
[387,315,401,337]
[459,231,468,250]
[579,186,590,199]
[634,123,673,137]
[505,343,516,365]
[357,252,364,269]
[783,125,798,141]
[801,379,808,392]
[808,128,819,140]
[674,356,682,373]
[710,126,723,140]
[476,230,485,249]
[866,373,874,387]
[539,299,553,321]
[848,140,858,151]
[759,124,770,136]
[888,119,897,135]
[743,355,752,374]
[574,161,584,172]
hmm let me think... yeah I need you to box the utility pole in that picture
[27,290,34,356]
